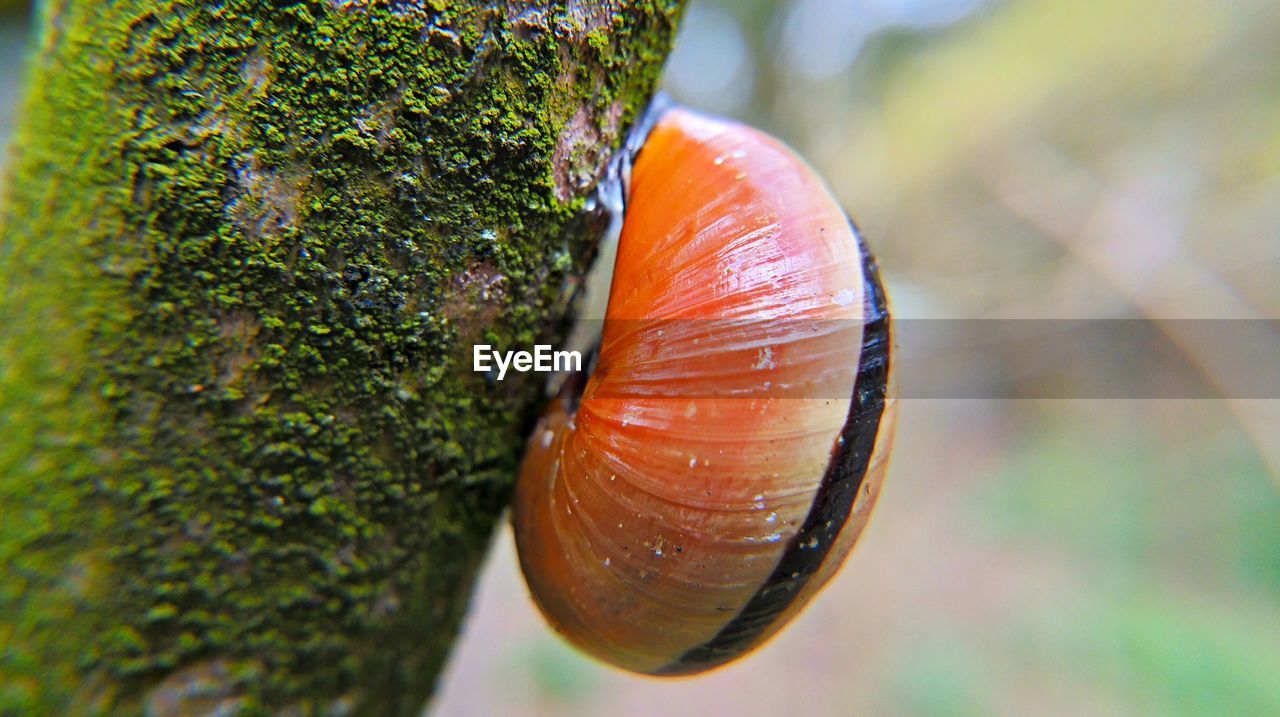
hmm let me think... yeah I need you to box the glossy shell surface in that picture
[513,106,895,675]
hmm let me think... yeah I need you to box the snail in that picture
[513,100,895,676]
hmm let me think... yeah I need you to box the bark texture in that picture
[0,1,683,714]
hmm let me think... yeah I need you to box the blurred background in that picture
[434,1,1280,715]
[2,1,1277,715]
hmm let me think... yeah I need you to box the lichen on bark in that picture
[0,1,684,715]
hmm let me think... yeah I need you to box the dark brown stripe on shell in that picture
[655,223,891,675]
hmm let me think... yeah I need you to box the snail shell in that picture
[513,105,895,675]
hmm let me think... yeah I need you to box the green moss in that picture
[0,1,684,714]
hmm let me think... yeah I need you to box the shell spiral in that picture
[513,106,895,675]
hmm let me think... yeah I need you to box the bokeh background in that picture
[434,1,1280,715]
[2,1,1277,715]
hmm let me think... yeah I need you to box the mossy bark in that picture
[0,1,683,714]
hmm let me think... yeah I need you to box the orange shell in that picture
[513,107,894,675]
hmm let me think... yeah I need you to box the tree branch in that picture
[0,1,684,714]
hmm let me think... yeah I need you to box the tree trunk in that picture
[0,2,684,714]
